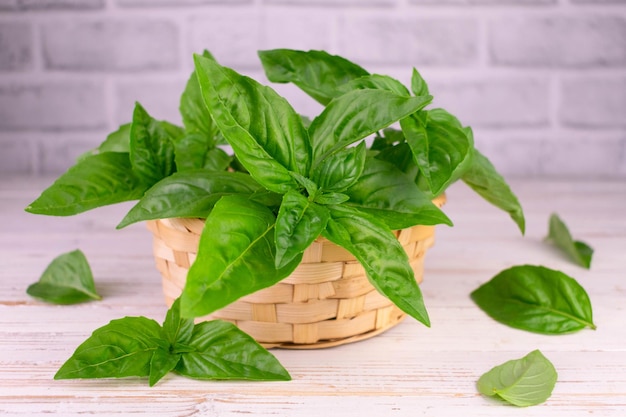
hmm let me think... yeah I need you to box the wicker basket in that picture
[147,194,445,349]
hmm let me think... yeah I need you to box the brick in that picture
[188,12,262,69]
[265,0,395,5]
[0,83,107,131]
[42,19,179,72]
[572,0,626,3]
[117,0,247,6]
[541,137,623,177]
[17,0,104,9]
[263,11,334,51]
[337,16,479,66]
[560,77,626,128]
[489,16,626,67]
[429,77,550,128]
[114,79,185,126]
[474,135,546,177]
[412,0,555,3]
[0,22,33,71]
[0,135,34,175]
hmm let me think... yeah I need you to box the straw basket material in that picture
[148,194,445,349]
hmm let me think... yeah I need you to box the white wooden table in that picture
[1,177,625,416]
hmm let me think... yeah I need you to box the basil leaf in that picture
[78,123,132,162]
[375,142,419,178]
[311,141,366,193]
[176,320,290,381]
[54,316,162,380]
[275,190,330,268]
[471,265,596,334]
[175,134,231,172]
[545,213,594,269]
[130,103,182,186]
[338,74,410,97]
[411,68,430,97]
[193,54,310,194]
[313,192,350,205]
[179,51,218,140]
[118,170,262,228]
[258,48,369,105]
[462,149,525,235]
[149,348,181,387]
[477,350,558,407]
[400,109,474,196]
[180,195,301,318]
[345,158,452,230]
[309,89,432,165]
[26,249,101,304]
[162,299,194,346]
[323,205,430,327]
[25,152,148,216]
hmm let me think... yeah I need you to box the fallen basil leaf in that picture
[27,249,101,304]
[477,350,558,407]
[471,265,596,334]
[149,348,180,387]
[545,213,594,269]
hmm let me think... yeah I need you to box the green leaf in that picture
[175,134,231,172]
[25,152,148,216]
[179,51,218,140]
[462,149,525,235]
[162,299,194,346]
[338,74,410,97]
[130,103,182,186]
[323,205,430,327]
[180,195,302,318]
[76,124,132,162]
[545,213,593,269]
[309,90,432,165]
[471,265,596,334]
[149,348,181,387]
[313,192,350,205]
[345,158,452,230]
[258,48,369,105]
[26,249,101,304]
[118,170,262,228]
[410,68,430,97]
[193,54,310,194]
[477,350,558,407]
[311,141,367,193]
[275,190,330,268]
[54,316,162,380]
[400,109,474,196]
[176,320,290,381]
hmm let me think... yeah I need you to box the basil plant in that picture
[26,49,524,328]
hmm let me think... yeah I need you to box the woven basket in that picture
[148,194,445,349]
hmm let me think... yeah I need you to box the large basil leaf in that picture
[323,205,430,326]
[25,152,148,216]
[175,133,231,172]
[275,190,330,268]
[130,103,183,186]
[26,249,101,304]
[258,48,369,105]
[193,54,310,194]
[462,149,525,235]
[337,74,410,97]
[118,170,262,228]
[176,320,290,381]
[311,141,366,193]
[309,90,432,165]
[345,158,451,230]
[477,350,558,407]
[471,265,596,334]
[545,213,594,269]
[180,195,302,318]
[400,109,474,196]
[179,51,218,140]
[54,317,162,380]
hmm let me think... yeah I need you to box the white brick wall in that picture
[0,0,625,178]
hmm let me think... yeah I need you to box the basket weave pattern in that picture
[148,195,445,349]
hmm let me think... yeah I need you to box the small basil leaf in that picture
[175,134,231,172]
[290,171,318,197]
[313,192,350,205]
[117,170,262,228]
[149,348,181,387]
[179,51,218,140]
[345,158,452,230]
[462,149,525,235]
[130,103,182,186]
[323,205,430,327]
[25,152,148,216]
[162,299,194,346]
[477,350,558,407]
[258,48,369,105]
[375,142,418,177]
[311,141,366,193]
[337,74,410,97]
[180,195,301,318]
[309,90,432,165]
[54,316,162,380]
[471,265,596,334]
[26,249,101,304]
[176,320,290,381]
[193,54,309,193]
[545,213,593,269]
[275,190,330,268]
[411,68,430,97]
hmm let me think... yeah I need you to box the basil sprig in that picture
[55,299,290,386]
